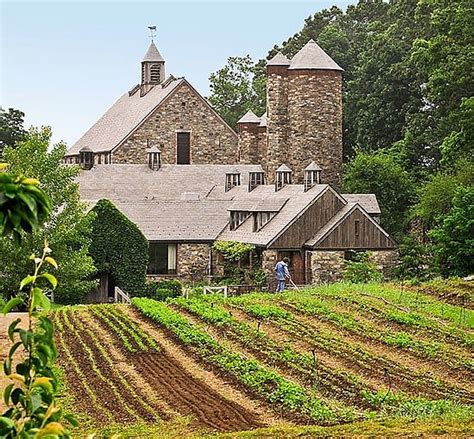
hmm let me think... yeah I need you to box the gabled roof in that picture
[288,39,343,71]
[142,41,165,62]
[305,203,392,248]
[342,194,380,214]
[276,164,292,172]
[259,112,267,127]
[237,110,260,124]
[66,77,237,156]
[267,52,291,66]
[67,78,184,155]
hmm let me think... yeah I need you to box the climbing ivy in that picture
[213,240,254,262]
[89,199,148,296]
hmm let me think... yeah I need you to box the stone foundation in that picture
[368,250,398,278]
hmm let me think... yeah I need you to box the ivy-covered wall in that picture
[89,199,148,295]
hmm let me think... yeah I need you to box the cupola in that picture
[141,41,165,96]
[304,161,322,191]
[275,164,292,191]
[147,146,161,170]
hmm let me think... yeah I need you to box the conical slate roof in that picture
[267,52,290,66]
[142,41,165,62]
[237,110,260,124]
[305,161,322,171]
[146,146,161,153]
[289,40,342,71]
[276,164,292,172]
[259,112,267,127]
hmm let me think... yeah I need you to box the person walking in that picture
[275,257,291,293]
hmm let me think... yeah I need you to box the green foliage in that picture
[429,186,474,277]
[213,240,254,262]
[0,127,96,304]
[390,234,431,281]
[89,199,148,296]
[144,279,184,301]
[0,108,26,156]
[343,151,414,237]
[208,55,266,129]
[0,165,52,242]
[343,252,383,284]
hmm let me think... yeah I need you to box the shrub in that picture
[141,279,183,301]
[343,251,383,283]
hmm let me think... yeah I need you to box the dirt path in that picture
[0,313,28,412]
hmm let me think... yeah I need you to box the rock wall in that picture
[287,70,343,189]
[112,82,238,165]
[238,123,260,164]
[262,249,279,290]
[368,250,399,278]
[177,243,210,279]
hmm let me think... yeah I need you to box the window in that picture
[177,132,191,164]
[225,173,240,192]
[230,211,249,230]
[253,212,275,231]
[97,154,102,165]
[354,219,360,237]
[344,250,364,261]
[150,64,161,82]
[248,172,265,191]
[148,243,177,275]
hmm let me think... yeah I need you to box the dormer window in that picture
[230,211,249,230]
[150,64,161,82]
[275,164,292,191]
[304,161,322,191]
[248,171,265,192]
[253,212,276,232]
[225,171,241,192]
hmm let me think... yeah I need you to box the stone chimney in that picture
[225,170,241,192]
[79,146,94,170]
[304,161,322,191]
[275,164,292,191]
[147,146,161,170]
[237,110,260,164]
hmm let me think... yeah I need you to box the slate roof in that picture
[237,110,261,124]
[67,78,184,155]
[342,194,380,214]
[259,112,267,127]
[267,52,291,66]
[77,164,263,202]
[289,39,343,71]
[142,41,165,62]
[305,161,322,171]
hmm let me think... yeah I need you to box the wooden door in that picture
[177,132,190,164]
[278,251,305,285]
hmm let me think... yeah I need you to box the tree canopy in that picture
[0,107,26,156]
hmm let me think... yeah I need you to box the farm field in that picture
[52,282,474,437]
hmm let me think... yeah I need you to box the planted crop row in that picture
[226,299,473,404]
[66,309,161,422]
[171,296,376,409]
[132,298,355,425]
[91,305,158,353]
[61,309,143,422]
[278,295,473,372]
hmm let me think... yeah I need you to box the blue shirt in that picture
[275,261,290,280]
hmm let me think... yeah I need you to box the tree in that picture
[89,199,148,295]
[343,151,415,238]
[208,55,266,129]
[0,127,96,304]
[429,186,474,277]
[0,107,26,156]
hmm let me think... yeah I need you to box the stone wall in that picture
[177,243,210,279]
[112,81,238,165]
[262,249,278,290]
[309,249,399,284]
[287,70,343,189]
[238,123,260,164]
[368,250,399,278]
[309,250,345,284]
[266,65,289,182]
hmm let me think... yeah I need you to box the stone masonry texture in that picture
[238,123,260,164]
[287,70,343,189]
[113,82,238,164]
[178,243,210,279]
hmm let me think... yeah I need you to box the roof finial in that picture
[148,25,157,42]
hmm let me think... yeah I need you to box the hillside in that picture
[53,282,474,437]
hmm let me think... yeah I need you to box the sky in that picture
[1,0,353,147]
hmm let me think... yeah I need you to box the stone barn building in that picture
[68,38,397,294]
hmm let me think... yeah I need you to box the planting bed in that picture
[52,283,473,436]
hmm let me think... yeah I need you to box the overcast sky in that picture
[1,1,353,146]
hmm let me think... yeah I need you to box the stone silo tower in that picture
[265,52,291,183]
[286,40,343,189]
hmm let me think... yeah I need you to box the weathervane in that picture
[148,25,157,42]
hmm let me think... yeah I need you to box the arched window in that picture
[150,64,161,82]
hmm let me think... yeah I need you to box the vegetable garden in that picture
[52,283,473,436]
